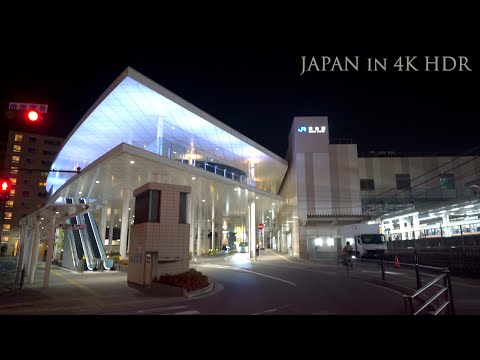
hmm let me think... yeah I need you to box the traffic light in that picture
[27,110,40,122]
[0,178,12,202]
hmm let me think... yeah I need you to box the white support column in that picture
[120,189,131,259]
[211,201,215,251]
[196,202,203,257]
[100,201,107,244]
[188,193,195,255]
[412,213,420,239]
[108,206,115,254]
[16,225,27,282]
[399,217,405,240]
[43,211,56,289]
[204,206,209,255]
[28,218,40,283]
[249,200,256,260]
[157,116,165,156]
[442,214,450,237]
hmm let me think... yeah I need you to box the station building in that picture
[15,67,480,279]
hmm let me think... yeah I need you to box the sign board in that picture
[258,223,264,230]
[8,102,48,113]
[57,223,87,230]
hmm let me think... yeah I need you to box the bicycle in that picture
[337,252,357,274]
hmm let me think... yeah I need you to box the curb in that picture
[187,282,214,298]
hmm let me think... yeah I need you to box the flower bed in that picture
[155,268,208,292]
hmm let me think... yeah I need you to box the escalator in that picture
[65,198,87,271]
[79,199,101,259]
[79,198,113,270]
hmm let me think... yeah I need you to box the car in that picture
[238,242,249,253]
[222,245,231,251]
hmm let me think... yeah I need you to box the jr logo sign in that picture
[298,126,326,134]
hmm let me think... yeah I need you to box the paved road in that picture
[1,250,479,315]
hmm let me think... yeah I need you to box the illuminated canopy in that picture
[48,67,287,194]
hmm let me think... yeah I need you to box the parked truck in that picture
[338,224,387,259]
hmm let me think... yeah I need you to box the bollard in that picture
[381,257,386,281]
[415,263,422,289]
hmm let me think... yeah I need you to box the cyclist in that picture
[342,241,354,265]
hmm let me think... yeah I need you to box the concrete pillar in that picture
[43,211,56,289]
[108,206,115,254]
[28,218,40,283]
[120,189,131,259]
[196,202,203,256]
[249,200,256,260]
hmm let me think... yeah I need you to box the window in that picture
[41,172,49,177]
[43,150,56,156]
[10,167,18,175]
[41,160,52,167]
[26,158,33,164]
[14,134,23,141]
[396,174,411,190]
[38,181,47,187]
[22,191,30,197]
[179,192,188,224]
[9,178,17,185]
[10,190,15,197]
[44,140,61,146]
[4,212,12,220]
[1,235,8,242]
[5,201,14,207]
[11,156,20,164]
[440,174,455,190]
[37,192,47,198]
[134,190,160,224]
[2,224,10,232]
[28,148,36,153]
[13,145,21,152]
[360,179,375,191]
[29,137,36,143]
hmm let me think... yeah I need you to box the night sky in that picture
[1,44,478,158]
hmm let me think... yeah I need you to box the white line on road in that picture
[137,305,188,314]
[169,310,201,315]
[197,264,297,286]
[251,304,290,315]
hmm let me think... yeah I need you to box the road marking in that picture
[251,304,290,315]
[137,305,188,314]
[169,310,200,315]
[197,263,296,286]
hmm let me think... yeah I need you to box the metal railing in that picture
[404,268,455,315]
[353,255,455,315]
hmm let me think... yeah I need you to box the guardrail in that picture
[403,268,455,315]
[357,256,455,315]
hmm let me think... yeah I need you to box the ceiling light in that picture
[215,148,219,151]
[96,181,100,184]
[256,197,259,199]
[192,177,196,180]
[202,200,205,202]
[130,161,135,164]
[79,192,82,194]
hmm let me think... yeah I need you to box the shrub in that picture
[155,268,208,292]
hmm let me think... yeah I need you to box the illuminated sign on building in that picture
[297,126,326,134]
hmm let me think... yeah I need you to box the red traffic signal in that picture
[0,178,12,202]
[27,110,40,121]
